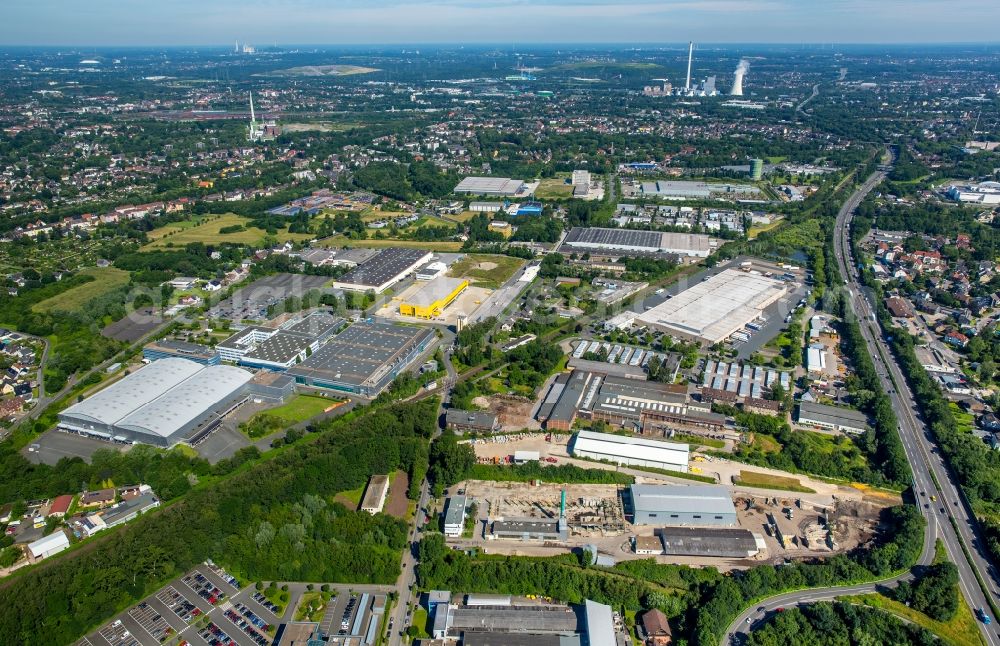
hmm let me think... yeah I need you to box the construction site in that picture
[450,476,892,570]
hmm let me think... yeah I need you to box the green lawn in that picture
[449,254,525,289]
[143,213,313,249]
[294,591,331,622]
[240,395,340,439]
[32,267,131,314]
[534,177,575,199]
[734,470,817,493]
[949,403,974,434]
[266,394,340,423]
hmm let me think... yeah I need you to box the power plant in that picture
[731,59,749,96]
[642,41,719,98]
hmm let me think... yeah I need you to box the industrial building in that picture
[627,484,737,526]
[286,321,434,397]
[572,429,689,473]
[797,401,869,435]
[453,177,526,197]
[217,313,344,370]
[360,474,390,515]
[58,358,253,447]
[399,277,469,319]
[142,339,219,365]
[945,181,1000,205]
[444,495,468,537]
[636,527,762,558]
[331,248,433,292]
[560,227,714,259]
[28,530,70,560]
[446,409,500,434]
[430,594,616,646]
[635,269,788,345]
[700,360,792,402]
[640,180,761,200]
[539,370,725,434]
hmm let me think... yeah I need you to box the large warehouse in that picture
[560,227,714,258]
[453,176,526,196]
[58,358,253,447]
[635,269,788,344]
[628,484,737,527]
[399,277,469,319]
[286,321,434,397]
[572,429,689,473]
[331,248,433,292]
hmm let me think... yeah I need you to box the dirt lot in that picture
[471,396,544,431]
[468,432,570,461]
[386,470,410,519]
[736,494,884,561]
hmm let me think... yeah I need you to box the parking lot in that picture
[78,562,281,646]
[24,428,129,466]
[77,562,392,646]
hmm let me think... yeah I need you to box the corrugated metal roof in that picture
[630,484,736,516]
[573,430,688,464]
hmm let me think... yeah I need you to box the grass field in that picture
[319,236,463,252]
[294,592,331,622]
[534,177,574,199]
[748,218,785,240]
[264,394,340,423]
[449,253,525,288]
[839,593,985,646]
[143,213,314,250]
[734,469,817,493]
[949,402,975,433]
[334,484,366,510]
[32,267,131,314]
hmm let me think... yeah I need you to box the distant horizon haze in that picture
[5,0,1000,46]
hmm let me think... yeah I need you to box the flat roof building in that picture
[640,180,760,200]
[360,474,390,514]
[58,358,252,447]
[797,401,869,435]
[143,339,219,365]
[444,495,467,537]
[636,269,787,345]
[656,526,761,558]
[628,484,737,526]
[561,227,713,258]
[446,409,500,434]
[572,429,689,473]
[331,248,432,293]
[454,177,526,196]
[399,277,469,319]
[286,321,434,398]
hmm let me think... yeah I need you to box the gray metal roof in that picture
[797,401,869,429]
[444,495,467,527]
[656,526,759,557]
[116,364,253,438]
[242,331,310,365]
[629,484,736,516]
[446,409,497,430]
[60,357,203,426]
[287,321,433,387]
[584,600,616,646]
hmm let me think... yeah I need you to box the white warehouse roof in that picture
[573,429,689,468]
[60,357,203,426]
[116,365,253,438]
[28,530,70,558]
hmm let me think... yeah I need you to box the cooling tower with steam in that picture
[731,59,749,96]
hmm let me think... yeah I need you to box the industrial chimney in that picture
[685,42,694,92]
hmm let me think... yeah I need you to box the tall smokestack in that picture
[685,42,694,91]
[731,59,749,96]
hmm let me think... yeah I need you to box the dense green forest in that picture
[0,399,438,644]
[746,601,940,646]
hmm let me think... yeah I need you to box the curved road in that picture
[725,160,1000,644]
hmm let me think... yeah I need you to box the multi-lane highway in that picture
[726,160,1000,644]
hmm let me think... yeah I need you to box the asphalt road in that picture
[725,160,1000,645]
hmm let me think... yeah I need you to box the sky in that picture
[5,0,1000,46]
